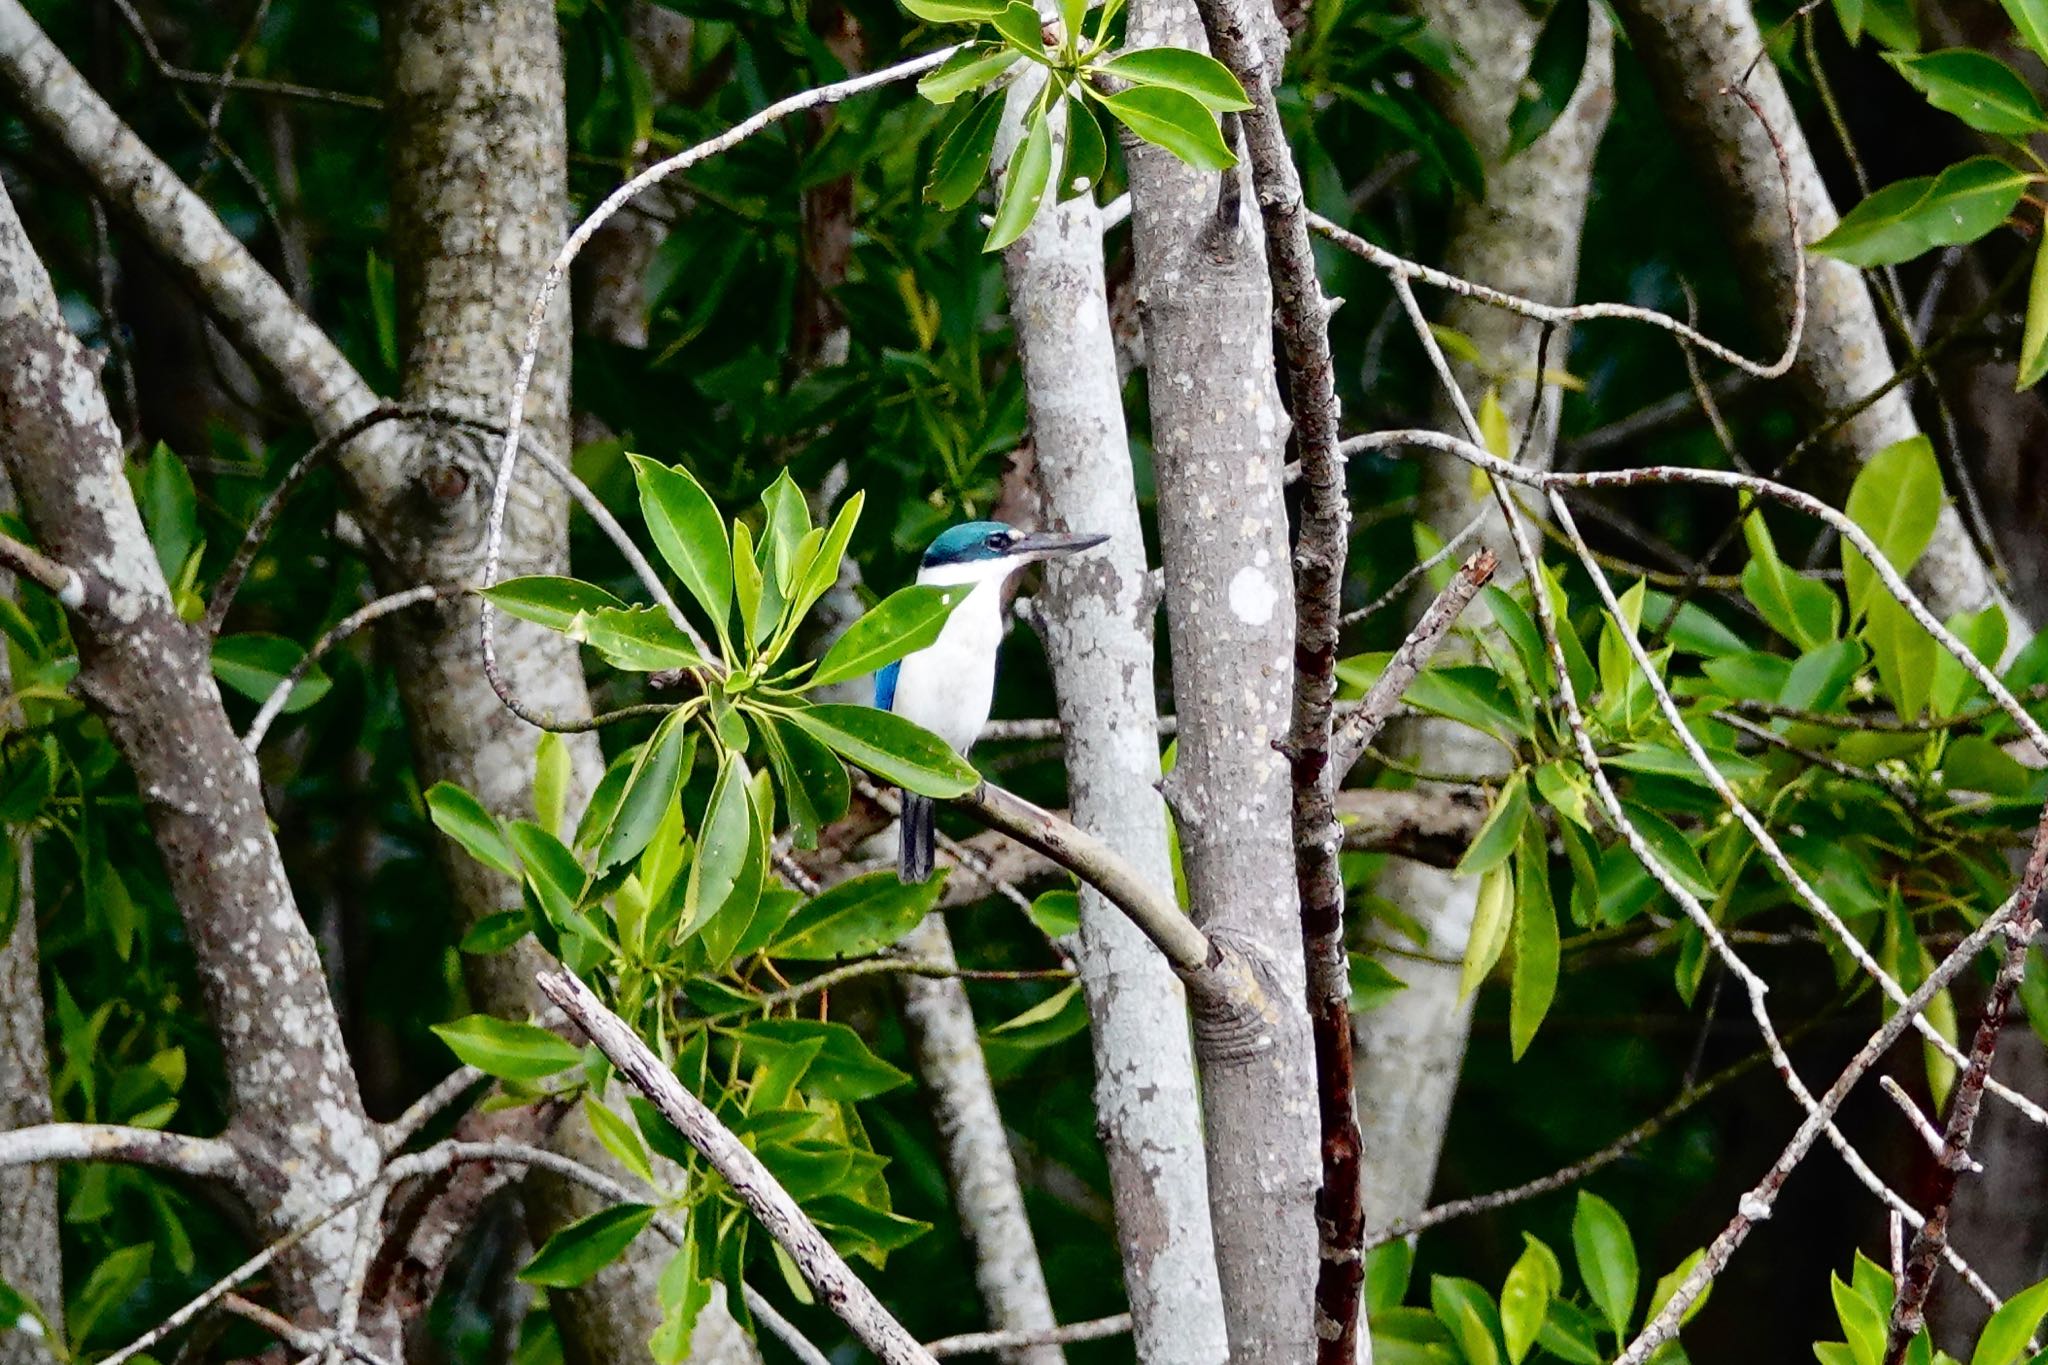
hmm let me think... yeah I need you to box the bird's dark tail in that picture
[898,790,935,883]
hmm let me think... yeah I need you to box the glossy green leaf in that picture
[651,1230,712,1365]
[212,633,331,713]
[917,44,1021,103]
[427,781,518,878]
[790,492,865,628]
[1619,800,1713,900]
[1454,770,1529,877]
[1887,50,2048,133]
[459,909,532,955]
[584,1095,655,1187]
[508,819,586,926]
[2021,232,2048,391]
[1741,512,1839,651]
[785,702,978,797]
[2007,0,2048,64]
[432,1014,583,1080]
[990,0,1047,55]
[630,455,732,637]
[1095,86,1235,171]
[1402,664,1530,742]
[1834,1270,1885,1365]
[1097,47,1251,111]
[597,711,691,871]
[758,712,849,849]
[772,869,944,959]
[987,112,1054,252]
[810,583,969,689]
[1504,0,1589,157]
[478,576,628,633]
[1509,825,1558,1060]
[929,92,1007,211]
[1459,864,1513,1002]
[1349,953,1407,1012]
[1500,1235,1563,1364]
[684,750,753,938]
[1814,158,2028,267]
[1972,1273,2048,1365]
[1431,1276,1505,1365]
[1028,887,1079,938]
[520,1203,657,1287]
[1844,436,1942,622]
[567,606,705,672]
[1058,95,1107,201]
[900,0,1009,18]
[1572,1191,1638,1338]
[1646,1248,1712,1329]
[739,1017,912,1099]
[1867,591,1939,721]
[139,443,198,584]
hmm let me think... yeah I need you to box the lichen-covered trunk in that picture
[0,182,383,1324]
[381,3,752,1357]
[1353,0,1613,1227]
[1124,1,1320,1354]
[999,79,1230,1365]
[1608,0,2022,633]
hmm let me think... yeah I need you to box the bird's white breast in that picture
[889,560,1009,754]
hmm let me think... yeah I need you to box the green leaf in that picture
[520,1203,658,1288]
[738,1018,913,1100]
[1095,86,1236,171]
[1349,953,1408,1012]
[140,443,198,584]
[567,606,706,672]
[212,633,331,713]
[1973,1274,2048,1365]
[901,0,1008,19]
[1945,734,2034,796]
[1096,48,1252,111]
[479,576,628,633]
[597,712,692,872]
[432,1014,584,1080]
[732,519,766,651]
[784,702,979,797]
[1431,1276,1505,1365]
[987,111,1054,252]
[1572,1191,1639,1338]
[2020,232,2048,391]
[534,731,569,838]
[990,0,1047,53]
[69,1242,152,1346]
[1834,1271,1885,1365]
[1402,664,1530,742]
[982,982,1090,1057]
[1454,770,1529,877]
[758,712,850,849]
[918,44,1022,103]
[1887,50,2048,134]
[929,92,1007,211]
[1459,864,1513,1002]
[427,781,519,878]
[772,869,944,959]
[1647,1249,1711,1330]
[509,820,588,929]
[1509,825,1559,1061]
[810,584,970,689]
[630,455,732,638]
[789,493,865,629]
[651,1232,712,1365]
[1844,436,1943,622]
[1620,801,1714,900]
[2006,0,2048,65]
[1028,888,1079,938]
[1505,0,1589,156]
[1501,1235,1563,1364]
[1741,513,1839,651]
[1058,95,1107,201]
[460,909,532,955]
[585,1095,655,1187]
[1814,159,2028,268]
[684,750,753,939]
[1866,591,1939,721]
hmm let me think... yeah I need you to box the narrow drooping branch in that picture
[536,968,941,1365]
[0,1124,242,1179]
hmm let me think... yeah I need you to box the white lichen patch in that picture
[1227,566,1276,626]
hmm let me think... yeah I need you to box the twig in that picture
[380,1066,486,1156]
[1332,550,1497,778]
[742,1285,833,1365]
[0,1122,240,1178]
[1337,511,1489,629]
[244,585,454,749]
[478,45,962,726]
[924,1314,1134,1357]
[1878,1076,1980,1173]
[0,532,90,609]
[219,1295,392,1365]
[537,967,940,1365]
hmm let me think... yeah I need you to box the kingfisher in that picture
[875,520,1108,882]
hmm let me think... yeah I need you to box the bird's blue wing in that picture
[874,660,900,712]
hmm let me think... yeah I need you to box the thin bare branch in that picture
[0,1123,240,1179]
[925,1315,1134,1358]
[244,586,455,749]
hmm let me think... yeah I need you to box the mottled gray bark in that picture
[998,80,1229,1365]
[0,181,384,1324]
[1123,1,1320,1355]
[1353,0,1614,1228]
[1609,0,2023,633]
[0,511,59,1359]
[896,916,1064,1365]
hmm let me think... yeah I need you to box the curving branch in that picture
[0,1123,241,1180]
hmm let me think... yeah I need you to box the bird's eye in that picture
[990,531,1014,551]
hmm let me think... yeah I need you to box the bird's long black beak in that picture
[1013,530,1110,561]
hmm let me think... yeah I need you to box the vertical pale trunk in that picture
[0,182,383,1321]
[383,4,753,1358]
[0,476,59,1358]
[1124,1,1321,1354]
[1352,0,1613,1226]
[999,75,1230,1365]
[1608,0,2020,631]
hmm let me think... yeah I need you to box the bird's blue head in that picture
[920,520,1109,571]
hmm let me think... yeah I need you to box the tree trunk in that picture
[999,75,1231,1365]
[1124,3,1321,1354]
[1353,0,1614,1227]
